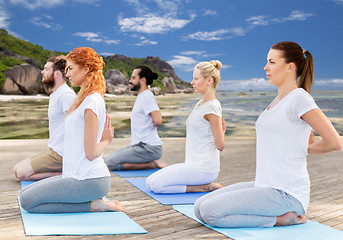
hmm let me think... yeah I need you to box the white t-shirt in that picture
[47,83,76,156]
[130,89,162,146]
[62,93,110,180]
[185,99,222,173]
[255,88,319,212]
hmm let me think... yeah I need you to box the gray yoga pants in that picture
[105,142,162,171]
[19,175,110,213]
[194,181,305,228]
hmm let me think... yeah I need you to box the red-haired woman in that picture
[19,47,125,213]
[194,41,342,228]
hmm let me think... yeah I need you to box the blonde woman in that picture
[19,47,125,213]
[194,41,342,228]
[146,60,226,193]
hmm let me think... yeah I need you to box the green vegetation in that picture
[0,29,65,69]
[0,29,65,88]
[103,57,169,90]
[0,28,185,91]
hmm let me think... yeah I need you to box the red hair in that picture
[66,47,106,114]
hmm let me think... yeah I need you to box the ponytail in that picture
[297,50,314,93]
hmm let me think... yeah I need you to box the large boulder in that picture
[162,77,176,93]
[150,87,162,96]
[106,83,130,95]
[1,64,45,95]
[105,69,129,86]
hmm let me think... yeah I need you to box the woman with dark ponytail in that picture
[194,41,342,228]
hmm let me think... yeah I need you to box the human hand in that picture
[222,117,226,135]
[308,130,314,146]
[101,114,114,144]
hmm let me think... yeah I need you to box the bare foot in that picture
[275,212,307,226]
[207,182,223,191]
[151,160,168,168]
[123,160,167,170]
[186,182,223,192]
[90,199,125,212]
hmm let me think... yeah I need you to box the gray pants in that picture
[105,142,162,171]
[194,181,305,228]
[19,175,110,213]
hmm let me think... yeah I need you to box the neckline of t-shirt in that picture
[197,98,217,107]
[266,88,300,111]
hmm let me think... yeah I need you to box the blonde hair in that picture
[66,47,106,114]
[195,60,222,88]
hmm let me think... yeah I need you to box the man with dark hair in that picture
[14,56,76,180]
[106,66,167,170]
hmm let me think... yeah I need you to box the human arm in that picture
[150,110,162,127]
[205,114,226,151]
[84,111,114,160]
[301,109,342,154]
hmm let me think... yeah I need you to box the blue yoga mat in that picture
[113,169,159,178]
[173,205,343,240]
[125,177,208,205]
[21,181,35,189]
[18,182,147,236]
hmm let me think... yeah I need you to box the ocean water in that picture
[158,90,343,137]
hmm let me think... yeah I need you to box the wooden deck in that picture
[1,137,343,239]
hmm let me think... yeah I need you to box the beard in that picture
[130,82,141,91]
[42,73,55,88]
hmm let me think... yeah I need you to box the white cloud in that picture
[313,78,343,90]
[0,7,10,29]
[100,52,115,56]
[73,32,120,44]
[120,0,195,34]
[285,10,314,21]
[8,0,100,10]
[218,78,275,91]
[74,0,100,5]
[168,55,197,68]
[246,15,269,26]
[203,9,217,16]
[332,0,343,6]
[168,53,231,73]
[314,78,343,86]
[246,10,314,28]
[185,10,313,42]
[181,51,206,56]
[31,15,61,30]
[184,29,229,41]
[133,36,158,46]
[184,28,246,41]
[119,14,193,34]
[9,0,64,10]
[217,78,343,91]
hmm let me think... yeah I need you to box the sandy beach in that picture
[1,136,343,239]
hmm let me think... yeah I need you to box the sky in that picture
[0,0,343,91]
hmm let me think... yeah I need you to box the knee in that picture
[146,177,163,193]
[194,199,204,222]
[197,201,219,226]
[19,192,34,212]
[14,168,32,181]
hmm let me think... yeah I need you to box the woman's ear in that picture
[288,62,295,73]
[83,66,90,75]
[207,76,214,86]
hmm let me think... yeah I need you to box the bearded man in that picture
[14,56,76,180]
